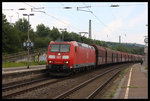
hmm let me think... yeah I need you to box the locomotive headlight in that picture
[49,61,53,64]
[64,61,69,64]
[49,55,55,59]
[62,55,69,59]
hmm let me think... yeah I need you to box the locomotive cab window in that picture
[60,44,70,52]
[50,44,70,52]
[50,44,59,52]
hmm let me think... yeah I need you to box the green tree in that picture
[2,14,21,53]
[49,27,61,41]
[36,24,50,37]
[68,32,81,42]
[14,18,31,33]
[34,37,49,48]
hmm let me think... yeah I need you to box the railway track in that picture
[53,64,127,99]
[2,77,50,92]
[2,77,68,99]
[2,63,131,99]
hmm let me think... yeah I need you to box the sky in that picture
[2,2,148,45]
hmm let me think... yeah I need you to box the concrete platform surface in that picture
[114,63,148,99]
[2,65,46,74]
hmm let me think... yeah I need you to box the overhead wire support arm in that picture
[82,3,114,34]
[77,6,93,13]
[24,2,45,13]
[31,7,45,13]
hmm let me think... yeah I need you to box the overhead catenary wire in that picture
[61,2,104,38]
[24,2,36,8]
[82,3,114,35]
[60,3,87,32]
[37,3,146,8]
[3,3,146,11]
[43,12,81,32]
[23,2,82,32]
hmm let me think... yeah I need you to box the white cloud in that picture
[127,11,147,28]
[120,3,137,19]
[2,2,45,24]
[126,31,146,45]
[51,17,70,30]
[96,19,122,40]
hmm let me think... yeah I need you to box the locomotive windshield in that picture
[50,44,70,52]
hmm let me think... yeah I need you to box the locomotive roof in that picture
[50,41,143,56]
[50,41,94,49]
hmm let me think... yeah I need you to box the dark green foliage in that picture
[14,18,31,33]
[2,14,22,53]
[49,27,61,41]
[34,37,50,48]
[107,42,144,55]
[36,24,50,37]
[2,13,144,55]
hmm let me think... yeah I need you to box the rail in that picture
[86,70,120,99]
[2,76,72,99]
[53,64,126,99]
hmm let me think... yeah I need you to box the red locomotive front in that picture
[46,41,96,76]
[46,41,74,75]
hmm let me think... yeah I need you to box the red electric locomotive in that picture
[46,41,143,76]
[46,41,96,76]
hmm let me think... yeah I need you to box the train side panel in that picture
[106,48,113,64]
[74,43,96,68]
[112,50,117,63]
[116,51,122,63]
[92,45,106,66]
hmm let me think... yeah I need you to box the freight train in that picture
[46,41,143,76]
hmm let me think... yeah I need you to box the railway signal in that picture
[23,13,34,69]
[23,42,34,47]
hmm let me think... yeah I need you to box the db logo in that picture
[57,56,61,59]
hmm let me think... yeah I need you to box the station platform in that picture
[114,63,148,99]
[2,65,46,74]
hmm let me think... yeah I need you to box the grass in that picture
[108,66,130,98]
[108,83,120,98]
[145,66,148,70]
[121,86,139,88]
[2,61,47,68]
[120,67,129,79]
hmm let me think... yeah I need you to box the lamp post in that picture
[119,35,121,44]
[144,24,148,67]
[59,28,67,41]
[23,13,34,69]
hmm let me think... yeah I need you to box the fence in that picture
[2,48,47,63]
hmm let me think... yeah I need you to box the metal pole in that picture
[60,28,67,41]
[89,19,91,39]
[119,35,121,44]
[62,32,64,41]
[60,30,63,41]
[27,15,30,69]
[23,13,34,69]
